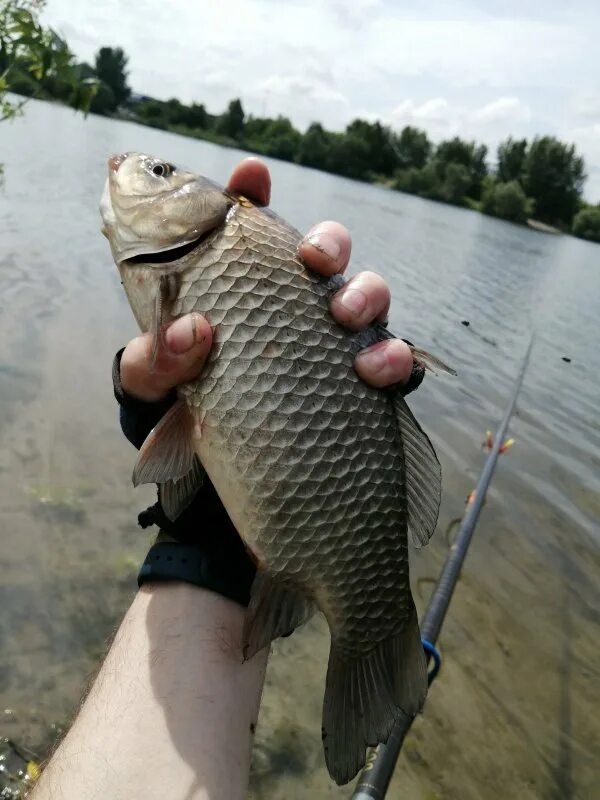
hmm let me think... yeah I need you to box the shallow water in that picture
[0,99,599,799]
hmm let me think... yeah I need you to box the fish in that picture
[100,152,451,785]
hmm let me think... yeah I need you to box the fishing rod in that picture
[351,335,535,800]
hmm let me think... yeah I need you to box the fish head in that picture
[100,151,232,264]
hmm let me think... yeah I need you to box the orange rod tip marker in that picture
[484,432,515,454]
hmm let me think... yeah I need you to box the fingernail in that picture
[356,345,387,374]
[306,230,341,262]
[338,287,367,316]
[165,315,197,354]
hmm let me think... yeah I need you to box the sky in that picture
[42,0,600,200]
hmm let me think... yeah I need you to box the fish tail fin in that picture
[322,609,427,785]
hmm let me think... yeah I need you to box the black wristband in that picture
[139,542,252,607]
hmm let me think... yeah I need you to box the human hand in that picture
[119,157,416,402]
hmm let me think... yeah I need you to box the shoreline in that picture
[6,92,597,244]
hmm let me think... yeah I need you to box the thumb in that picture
[120,313,212,402]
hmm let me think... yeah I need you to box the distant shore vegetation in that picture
[2,1,600,244]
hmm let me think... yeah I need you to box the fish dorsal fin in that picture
[243,573,315,660]
[133,399,196,487]
[159,455,205,521]
[392,395,441,547]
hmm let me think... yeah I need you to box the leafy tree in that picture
[328,131,371,179]
[435,137,488,200]
[395,126,432,170]
[94,46,130,109]
[244,115,274,141]
[572,206,600,243]
[135,98,167,127]
[89,80,116,115]
[345,119,398,176]
[497,138,528,183]
[218,98,245,139]
[522,136,585,226]
[0,0,97,179]
[181,102,209,130]
[393,163,439,199]
[245,115,301,160]
[440,162,472,205]
[1,0,97,119]
[481,179,533,222]
[4,66,38,97]
[297,122,335,170]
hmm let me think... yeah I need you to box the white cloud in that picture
[254,75,348,107]
[367,18,588,89]
[571,92,600,121]
[391,98,458,138]
[390,96,532,145]
[471,97,531,125]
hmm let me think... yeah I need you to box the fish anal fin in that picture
[243,574,315,660]
[159,455,205,521]
[322,609,427,785]
[393,394,441,548]
[133,399,195,487]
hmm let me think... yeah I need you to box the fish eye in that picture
[151,162,173,177]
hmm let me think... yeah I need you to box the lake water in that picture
[0,99,598,799]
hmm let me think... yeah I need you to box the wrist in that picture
[139,580,247,651]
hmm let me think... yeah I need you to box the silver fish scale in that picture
[176,203,413,658]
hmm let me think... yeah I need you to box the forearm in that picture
[33,583,267,800]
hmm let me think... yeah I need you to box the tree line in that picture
[2,4,599,244]
[131,92,600,243]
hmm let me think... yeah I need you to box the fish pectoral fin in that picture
[322,608,427,786]
[133,399,196,487]
[408,345,456,376]
[150,274,180,369]
[357,324,456,376]
[243,574,315,660]
[159,455,205,521]
[393,395,441,548]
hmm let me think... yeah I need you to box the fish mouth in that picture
[122,226,216,265]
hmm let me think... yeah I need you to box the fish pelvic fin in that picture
[133,399,195,485]
[243,574,315,661]
[322,608,427,786]
[392,394,441,548]
[159,455,205,521]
